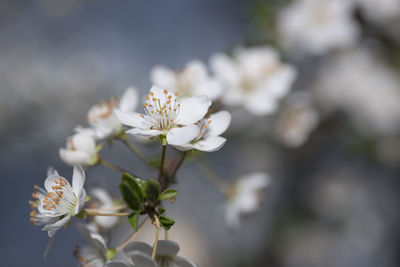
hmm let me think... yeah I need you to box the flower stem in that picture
[85,209,131,217]
[152,222,160,259]
[100,159,138,177]
[116,217,149,252]
[158,144,167,182]
[162,151,187,190]
[84,205,126,213]
[120,139,150,164]
[196,159,231,195]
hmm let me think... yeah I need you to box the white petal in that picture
[167,125,200,146]
[105,260,132,267]
[114,110,152,128]
[76,188,87,214]
[129,252,157,267]
[174,256,198,267]
[173,144,195,152]
[194,78,224,101]
[44,174,70,194]
[126,128,163,138]
[47,167,59,176]
[150,65,177,90]
[72,165,85,197]
[72,133,97,154]
[123,241,153,257]
[243,91,278,116]
[42,214,72,237]
[157,240,180,256]
[176,95,211,125]
[193,136,227,152]
[59,149,92,166]
[210,53,239,85]
[149,85,167,100]
[119,87,139,112]
[184,60,207,82]
[205,111,231,137]
[225,202,241,230]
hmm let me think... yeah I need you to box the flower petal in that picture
[123,241,153,257]
[42,214,72,237]
[126,128,163,138]
[114,110,151,128]
[157,240,180,256]
[105,260,132,267]
[194,78,224,101]
[119,87,139,112]
[205,111,231,137]
[72,164,85,197]
[149,85,167,100]
[173,143,195,152]
[193,136,227,152]
[72,133,97,154]
[176,95,211,125]
[59,149,92,166]
[129,251,156,267]
[210,53,239,85]
[167,125,200,146]
[44,174,71,194]
[174,256,198,267]
[76,188,87,215]
[243,91,278,116]
[151,65,177,90]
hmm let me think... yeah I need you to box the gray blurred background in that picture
[1,0,400,267]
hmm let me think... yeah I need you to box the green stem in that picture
[85,209,131,217]
[120,139,150,164]
[196,159,231,195]
[152,222,160,259]
[101,159,138,177]
[158,144,167,182]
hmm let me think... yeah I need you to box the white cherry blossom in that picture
[277,0,359,55]
[77,87,139,140]
[151,60,223,100]
[211,46,297,116]
[90,188,119,230]
[115,86,211,146]
[225,172,271,229]
[59,133,99,166]
[37,165,87,237]
[174,110,231,152]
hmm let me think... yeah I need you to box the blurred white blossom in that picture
[354,0,400,23]
[277,0,359,55]
[225,172,271,229]
[115,86,211,146]
[313,47,400,136]
[211,46,296,116]
[90,188,120,231]
[37,165,86,237]
[151,60,223,100]
[174,110,231,152]
[276,91,319,147]
[59,133,99,166]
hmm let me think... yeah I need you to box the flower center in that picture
[42,177,78,215]
[142,89,181,131]
[87,98,118,124]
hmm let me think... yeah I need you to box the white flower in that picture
[90,188,119,230]
[354,0,400,23]
[74,224,110,267]
[225,173,271,229]
[174,110,231,152]
[59,133,99,166]
[37,165,87,237]
[211,46,297,116]
[313,47,400,136]
[78,87,139,140]
[151,60,223,100]
[277,0,359,55]
[106,240,196,267]
[115,86,211,146]
[275,91,319,147]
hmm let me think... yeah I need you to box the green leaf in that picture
[121,173,144,201]
[128,211,139,231]
[119,182,141,210]
[159,189,178,200]
[145,179,161,205]
[158,208,166,215]
[159,215,175,230]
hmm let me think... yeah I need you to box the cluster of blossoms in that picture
[30,43,299,265]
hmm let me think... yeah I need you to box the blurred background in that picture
[2,0,400,266]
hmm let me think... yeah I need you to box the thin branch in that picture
[100,159,137,177]
[116,218,149,252]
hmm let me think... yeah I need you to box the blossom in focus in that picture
[210,46,297,116]
[90,188,119,230]
[225,172,271,229]
[174,110,231,152]
[106,240,197,267]
[151,60,223,100]
[313,47,400,136]
[275,91,319,148]
[354,0,400,23]
[115,86,211,146]
[277,0,359,55]
[77,87,139,140]
[74,224,112,267]
[36,165,86,237]
[59,133,99,166]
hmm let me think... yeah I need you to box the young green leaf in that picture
[145,179,161,205]
[159,189,178,200]
[158,208,166,215]
[159,215,175,230]
[121,173,144,201]
[128,211,139,231]
[119,182,141,211]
